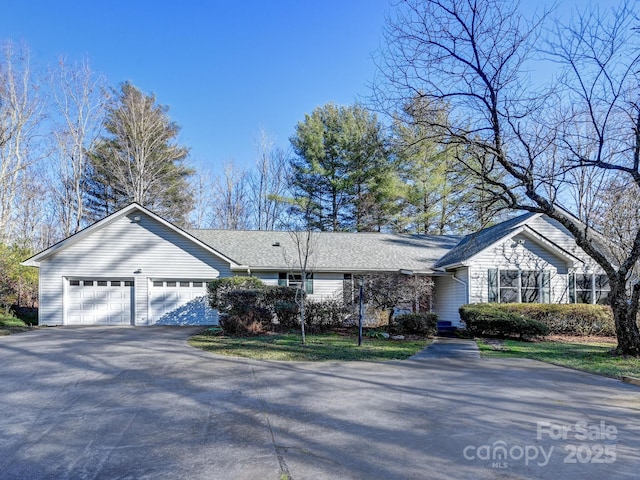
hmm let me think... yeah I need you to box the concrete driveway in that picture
[0,327,638,480]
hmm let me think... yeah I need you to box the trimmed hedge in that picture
[459,304,549,339]
[391,312,438,336]
[491,303,615,336]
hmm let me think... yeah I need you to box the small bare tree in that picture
[210,162,251,229]
[282,200,318,345]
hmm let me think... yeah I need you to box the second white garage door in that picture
[149,280,217,325]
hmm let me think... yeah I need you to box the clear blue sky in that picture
[1,0,392,174]
[0,0,623,177]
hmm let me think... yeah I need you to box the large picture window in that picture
[488,269,551,303]
[569,273,610,304]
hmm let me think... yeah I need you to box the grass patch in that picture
[189,330,429,362]
[0,313,33,335]
[478,338,640,379]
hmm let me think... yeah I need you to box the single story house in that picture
[22,203,609,328]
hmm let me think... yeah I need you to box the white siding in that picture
[466,230,601,304]
[527,216,600,270]
[310,273,344,301]
[39,212,231,326]
[433,269,468,327]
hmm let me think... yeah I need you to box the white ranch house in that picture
[23,203,609,328]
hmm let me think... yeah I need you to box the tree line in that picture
[0,40,498,257]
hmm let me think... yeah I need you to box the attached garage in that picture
[23,204,237,326]
[66,279,134,325]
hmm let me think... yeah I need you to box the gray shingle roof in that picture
[187,229,463,273]
[433,212,537,269]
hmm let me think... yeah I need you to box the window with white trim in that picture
[569,273,610,304]
[488,269,550,303]
[278,272,313,294]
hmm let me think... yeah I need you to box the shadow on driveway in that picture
[0,327,638,479]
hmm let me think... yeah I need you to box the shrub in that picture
[219,311,269,336]
[491,303,615,336]
[460,304,549,339]
[211,280,299,336]
[391,312,438,336]
[207,276,264,310]
[304,298,348,333]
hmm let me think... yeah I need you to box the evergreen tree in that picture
[83,82,193,225]
[289,103,398,231]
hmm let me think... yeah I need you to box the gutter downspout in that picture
[451,274,469,304]
[450,273,469,329]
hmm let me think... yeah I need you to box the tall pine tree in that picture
[83,82,193,225]
[289,103,399,231]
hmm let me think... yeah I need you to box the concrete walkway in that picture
[410,336,481,360]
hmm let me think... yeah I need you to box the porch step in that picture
[437,320,458,337]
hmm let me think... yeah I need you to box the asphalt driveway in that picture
[0,327,638,480]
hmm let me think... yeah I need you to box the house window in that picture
[153,281,164,287]
[488,269,551,303]
[69,280,80,286]
[278,272,313,294]
[570,273,610,304]
[499,270,520,303]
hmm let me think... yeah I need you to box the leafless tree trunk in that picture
[188,167,216,228]
[49,57,107,236]
[0,41,45,243]
[284,228,317,345]
[378,0,640,355]
[211,162,250,229]
[249,128,290,230]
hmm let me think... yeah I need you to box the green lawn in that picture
[0,314,32,335]
[189,330,429,361]
[478,338,640,379]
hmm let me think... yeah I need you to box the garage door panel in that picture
[150,280,217,325]
[66,279,132,325]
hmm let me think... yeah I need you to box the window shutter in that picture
[568,273,575,303]
[488,269,498,302]
[541,271,551,303]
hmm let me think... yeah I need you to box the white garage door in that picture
[150,280,217,325]
[66,279,133,325]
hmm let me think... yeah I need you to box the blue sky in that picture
[1,0,624,177]
[1,0,391,174]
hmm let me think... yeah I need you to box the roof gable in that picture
[22,204,240,268]
[433,213,538,269]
